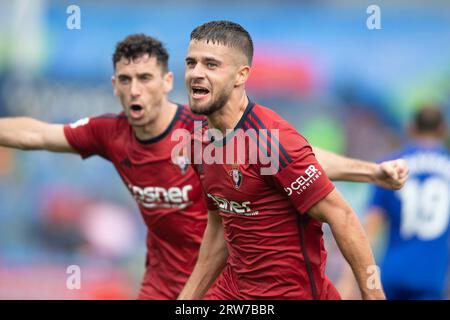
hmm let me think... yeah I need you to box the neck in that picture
[207,92,249,135]
[133,100,177,141]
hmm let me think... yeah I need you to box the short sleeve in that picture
[63,115,112,159]
[272,120,335,214]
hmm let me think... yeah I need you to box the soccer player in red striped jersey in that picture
[0,34,407,299]
[178,21,398,300]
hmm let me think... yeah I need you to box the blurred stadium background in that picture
[0,0,449,299]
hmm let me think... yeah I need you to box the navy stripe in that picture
[181,114,203,123]
[245,119,287,169]
[180,105,205,121]
[296,214,318,299]
[178,117,192,126]
[250,110,293,164]
[249,116,277,160]
[179,109,195,122]
[179,114,194,124]
[190,118,208,134]
[243,121,279,167]
[245,118,272,157]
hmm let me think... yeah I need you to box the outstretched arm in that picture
[178,209,228,300]
[313,147,408,190]
[0,117,75,152]
[308,189,385,300]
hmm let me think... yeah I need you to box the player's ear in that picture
[163,71,174,93]
[235,65,250,87]
[111,75,118,96]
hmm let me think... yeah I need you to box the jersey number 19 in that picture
[398,177,450,240]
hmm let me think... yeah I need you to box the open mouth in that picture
[191,86,210,99]
[129,104,144,119]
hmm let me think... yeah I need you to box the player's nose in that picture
[130,79,142,97]
[188,63,206,80]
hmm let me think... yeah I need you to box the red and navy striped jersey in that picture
[64,104,207,299]
[192,101,340,299]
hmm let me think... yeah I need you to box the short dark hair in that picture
[413,105,446,134]
[112,34,169,72]
[190,20,254,65]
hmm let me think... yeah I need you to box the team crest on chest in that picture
[175,148,190,175]
[229,164,243,189]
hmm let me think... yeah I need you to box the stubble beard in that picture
[190,89,232,116]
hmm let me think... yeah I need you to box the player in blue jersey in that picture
[361,106,449,300]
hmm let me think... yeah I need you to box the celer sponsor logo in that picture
[207,194,258,216]
[171,121,280,175]
[129,184,193,209]
[284,165,322,196]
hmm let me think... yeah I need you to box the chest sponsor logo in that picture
[207,194,258,216]
[129,184,193,209]
[284,165,323,196]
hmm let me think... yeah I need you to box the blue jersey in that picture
[368,141,450,297]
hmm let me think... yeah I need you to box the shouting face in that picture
[185,40,249,116]
[113,54,173,127]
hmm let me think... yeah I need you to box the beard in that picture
[189,88,232,116]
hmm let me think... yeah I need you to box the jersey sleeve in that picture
[271,120,335,214]
[63,115,113,160]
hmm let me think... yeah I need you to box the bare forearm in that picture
[178,212,228,299]
[313,147,377,182]
[328,210,384,299]
[0,117,48,149]
[0,117,73,152]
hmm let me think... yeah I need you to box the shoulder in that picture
[247,103,310,150]
[65,113,128,130]
[244,104,285,129]
[90,112,127,124]
[90,112,128,131]
[242,103,312,172]
[246,104,303,139]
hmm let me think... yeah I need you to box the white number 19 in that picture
[398,177,450,240]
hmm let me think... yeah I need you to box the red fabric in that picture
[195,103,338,299]
[64,105,208,299]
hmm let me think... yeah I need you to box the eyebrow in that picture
[137,72,153,77]
[204,57,221,64]
[117,72,153,78]
[185,56,222,64]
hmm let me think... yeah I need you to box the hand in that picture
[374,159,409,190]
